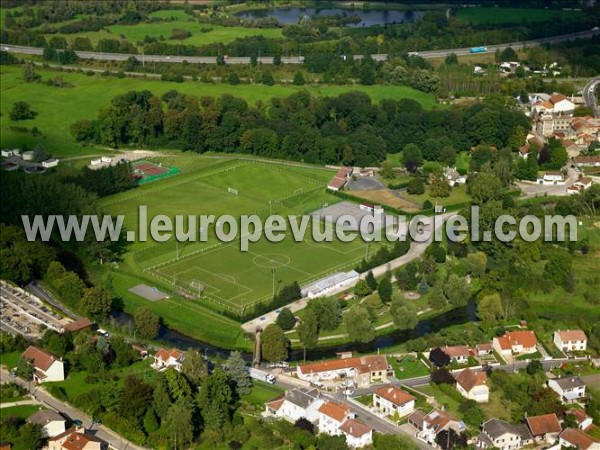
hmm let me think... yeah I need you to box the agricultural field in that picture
[0,65,438,158]
[455,7,584,25]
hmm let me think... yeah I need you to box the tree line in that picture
[71,89,530,168]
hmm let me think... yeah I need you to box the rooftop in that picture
[374,385,415,407]
[455,368,487,392]
[526,413,561,436]
[339,419,372,438]
[318,401,349,422]
[21,346,58,371]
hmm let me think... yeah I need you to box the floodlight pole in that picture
[272,269,276,298]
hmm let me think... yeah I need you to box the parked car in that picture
[343,389,355,396]
[265,374,276,384]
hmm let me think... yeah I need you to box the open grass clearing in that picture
[0,65,438,158]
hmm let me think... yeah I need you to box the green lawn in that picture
[242,380,284,405]
[387,355,429,380]
[0,405,43,419]
[0,351,21,370]
[455,7,584,25]
[0,65,438,158]
[403,184,471,209]
[417,384,462,415]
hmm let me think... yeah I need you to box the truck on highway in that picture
[469,46,488,53]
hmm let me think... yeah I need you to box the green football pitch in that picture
[102,157,383,315]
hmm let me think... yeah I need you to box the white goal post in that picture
[190,280,205,296]
[228,187,239,195]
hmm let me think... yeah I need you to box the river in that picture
[112,299,477,362]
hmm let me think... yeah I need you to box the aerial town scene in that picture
[0,0,599,449]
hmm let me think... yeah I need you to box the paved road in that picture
[2,30,598,65]
[0,368,147,450]
[26,281,77,320]
[583,77,600,118]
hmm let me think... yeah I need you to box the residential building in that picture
[296,354,389,388]
[338,419,373,448]
[524,413,561,444]
[475,343,493,356]
[476,418,533,450]
[573,155,600,167]
[547,376,586,404]
[264,388,324,423]
[455,368,489,403]
[373,385,415,418]
[327,167,353,191]
[537,172,565,185]
[492,330,538,357]
[317,401,352,436]
[20,346,65,383]
[47,427,103,450]
[573,177,594,192]
[61,318,93,334]
[570,409,593,431]
[440,345,470,364]
[554,329,588,352]
[408,409,464,447]
[152,348,184,371]
[559,427,599,449]
[28,410,66,438]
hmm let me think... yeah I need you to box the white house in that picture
[296,354,389,388]
[327,166,353,191]
[441,345,470,364]
[317,401,353,436]
[573,177,593,191]
[408,409,464,447]
[476,419,533,450]
[571,409,593,432]
[525,413,562,444]
[559,428,599,450]
[547,376,586,404]
[152,348,185,372]
[455,368,489,403]
[41,159,59,168]
[21,346,65,383]
[372,385,415,418]
[554,329,588,352]
[48,427,104,450]
[338,419,373,448]
[537,172,565,185]
[28,410,66,438]
[264,388,324,423]
[492,330,538,357]
[549,94,575,115]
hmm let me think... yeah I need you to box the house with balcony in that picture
[373,385,415,418]
[547,376,586,404]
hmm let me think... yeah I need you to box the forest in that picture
[71,90,530,167]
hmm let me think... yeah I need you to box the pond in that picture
[236,7,425,27]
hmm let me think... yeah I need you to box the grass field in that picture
[0,405,42,420]
[101,157,384,317]
[242,380,284,405]
[387,355,430,380]
[0,65,438,158]
[455,7,584,25]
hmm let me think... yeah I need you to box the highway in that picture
[583,77,600,118]
[2,29,599,65]
[0,368,147,450]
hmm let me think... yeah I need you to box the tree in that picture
[429,350,451,369]
[466,252,487,277]
[429,169,451,198]
[225,351,252,396]
[275,308,296,331]
[261,70,275,85]
[308,297,342,331]
[293,71,306,86]
[21,63,40,83]
[354,280,372,297]
[297,309,318,362]
[196,368,233,431]
[365,271,378,291]
[133,307,160,340]
[403,143,423,171]
[16,358,34,380]
[443,274,470,307]
[262,324,288,362]
[162,402,194,448]
[435,429,467,450]
[81,287,112,322]
[164,367,192,401]
[143,407,159,434]
[344,306,375,344]
[16,423,43,450]
[407,177,425,194]
[120,375,152,421]
[478,293,504,324]
[526,359,543,375]
[181,349,208,386]
[9,101,37,121]
[390,297,418,330]
[377,278,393,303]
[317,434,349,450]
[227,72,240,85]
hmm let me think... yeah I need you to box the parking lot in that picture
[0,281,70,339]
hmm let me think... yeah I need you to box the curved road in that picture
[2,30,599,65]
[583,77,600,117]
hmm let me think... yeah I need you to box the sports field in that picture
[102,157,383,316]
[0,65,439,158]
